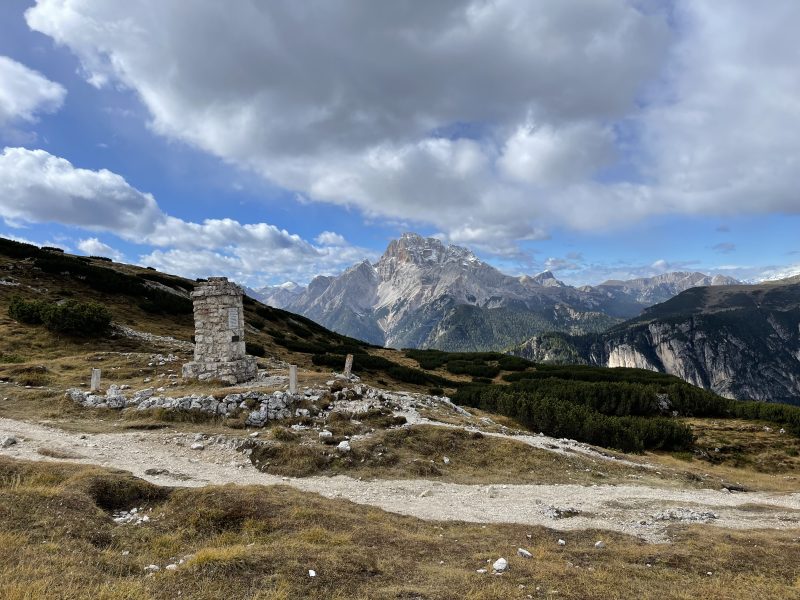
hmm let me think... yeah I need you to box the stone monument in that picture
[182,277,258,384]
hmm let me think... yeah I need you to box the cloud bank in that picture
[0,147,370,284]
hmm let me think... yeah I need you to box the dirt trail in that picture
[2,416,799,542]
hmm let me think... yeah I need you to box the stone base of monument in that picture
[182,356,258,385]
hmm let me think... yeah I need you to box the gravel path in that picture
[2,417,799,542]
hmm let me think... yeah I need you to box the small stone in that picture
[336,440,351,453]
[486,486,499,498]
[144,564,160,572]
[190,443,205,450]
[558,539,566,546]
[443,456,450,465]
[308,569,316,577]
[419,489,432,498]
[492,558,508,572]
[594,541,606,549]
[319,430,333,440]
[249,432,260,438]
[517,548,532,559]
[476,568,488,574]
[1,436,18,448]
[165,564,178,571]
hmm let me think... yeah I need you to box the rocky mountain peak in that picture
[385,233,477,265]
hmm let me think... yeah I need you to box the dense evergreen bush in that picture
[452,382,693,453]
[245,342,266,357]
[8,296,111,337]
[8,296,46,324]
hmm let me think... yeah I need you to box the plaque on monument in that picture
[228,307,239,330]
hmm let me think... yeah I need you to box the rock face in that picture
[182,277,257,384]
[513,280,800,403]
[257,234,734,352]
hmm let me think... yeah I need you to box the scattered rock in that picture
[337,440,351,453]
[442,456,450,465]
[492,558,508,572]
[165,564,178,571]
[190,443,205,451]
[558,539,566,546]
[1,436,18,448]
[308,570,317,577]
[653,508,718,522]
[144,564,160,572]
[419,489,432,498]
[517,548,532,559]
[476,568,488,574]
[319,430,333,440]
[594,541,606,549]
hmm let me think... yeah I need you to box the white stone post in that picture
[344,354,353,378]
[289,364,297,394]
[90,368,101,392]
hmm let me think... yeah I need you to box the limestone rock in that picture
[492,558,508,572]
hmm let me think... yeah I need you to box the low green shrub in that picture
[8,296,111,337]
[246,342,266,357]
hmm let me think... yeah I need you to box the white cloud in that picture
[0,55,65,126]
[0,147,161,234]
[499,121,615,185]
[0,147,371,284]
[24,0,671,247]
[315,231,346,246]
[20,1,800,255]
[77,237,124,261]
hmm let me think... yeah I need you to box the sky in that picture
[0,0,799,288]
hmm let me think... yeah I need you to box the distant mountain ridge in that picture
[512,277,800,403]
[255,233,741,352]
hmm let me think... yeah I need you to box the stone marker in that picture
[289,364,297,394]
[182,277,258,384]
[90,368,101,392]
[343,353,354,378]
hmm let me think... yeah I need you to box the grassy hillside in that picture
[3,458,799,599]
[2,236,800,456]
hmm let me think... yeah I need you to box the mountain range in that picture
[255,233,740,352]
[512,277,800,403]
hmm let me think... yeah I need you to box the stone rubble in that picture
[1,435,18,448]
[652,508,718,522]
[113,325,193,352]
[65,378,469,431]
[112,507,152,525]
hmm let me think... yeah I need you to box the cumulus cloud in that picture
[0,55,65,126]
[0,147,371,284]
[76,237,124,262]
[24,0,671,247]
[20,0,800,255]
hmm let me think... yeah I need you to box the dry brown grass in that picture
[36,447,86,460]
[250,424,711,489]
[646,418,800,493]
[0,456,799,600]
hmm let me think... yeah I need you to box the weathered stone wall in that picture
[182,277,257,384]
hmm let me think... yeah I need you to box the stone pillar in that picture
[90,368,101,392]
[182,277,258,384]
[343,354,353,378]
[289,364,297,394]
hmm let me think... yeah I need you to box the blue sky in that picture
[0,0,798,288]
